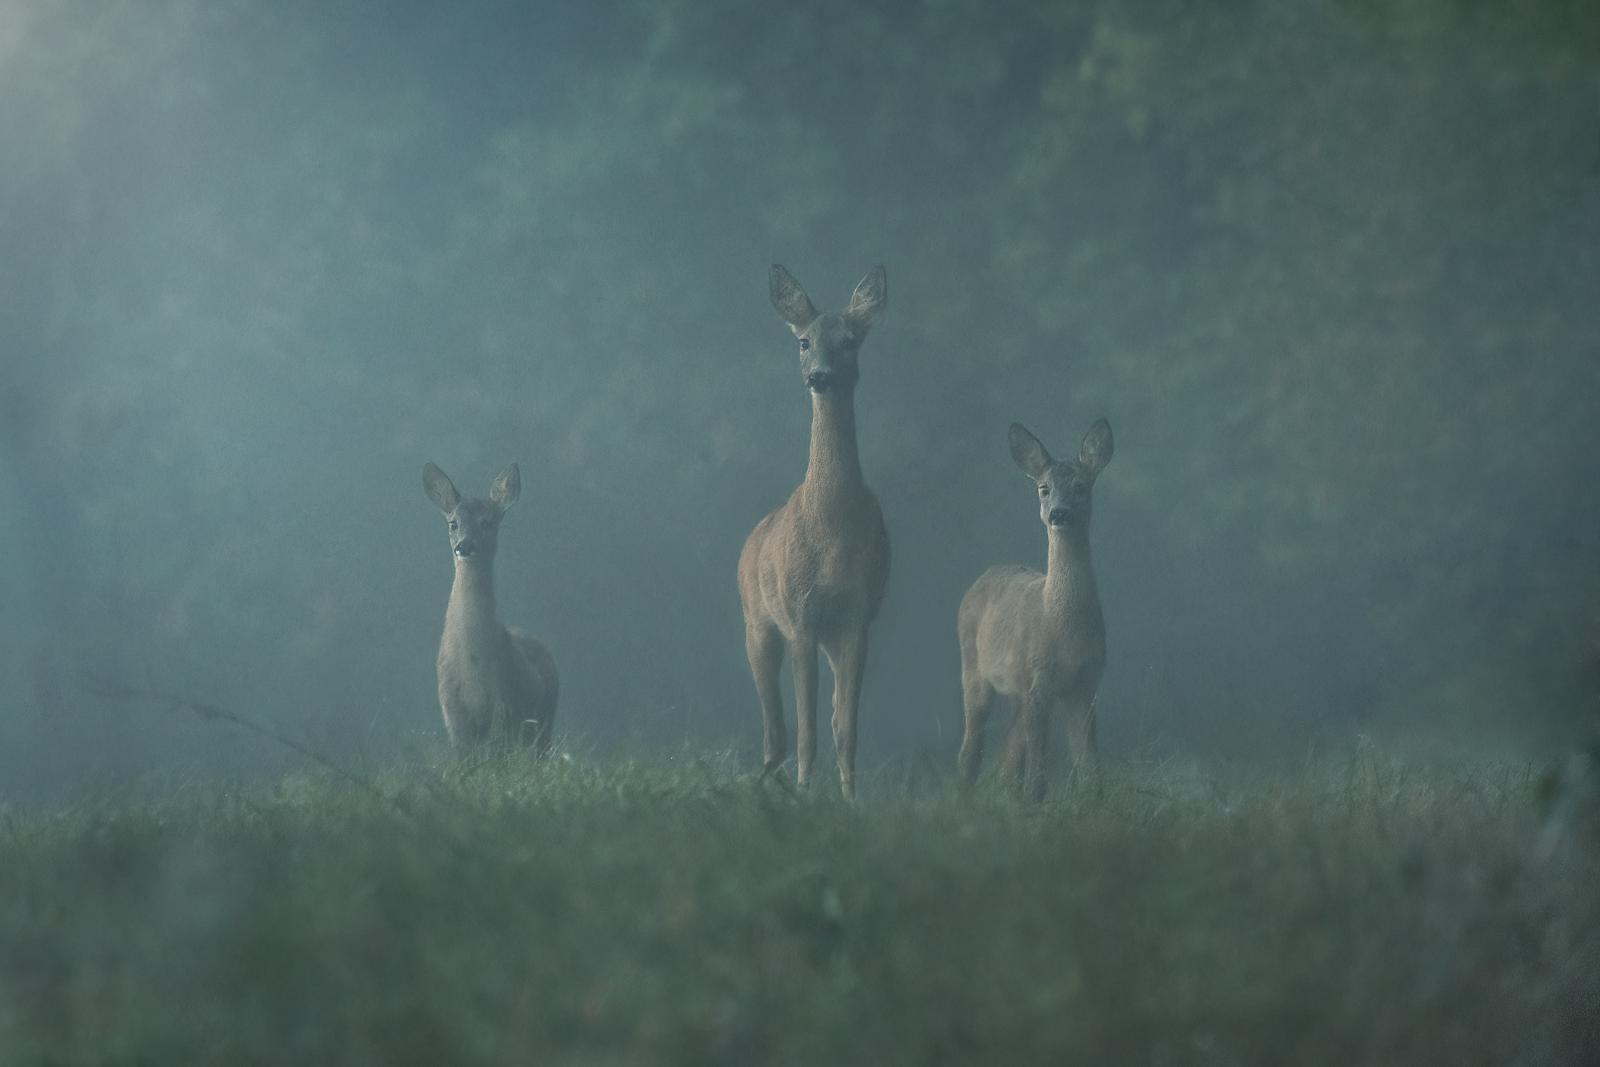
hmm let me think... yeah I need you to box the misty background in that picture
[1,0,1596,802]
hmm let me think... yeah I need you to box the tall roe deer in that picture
[958,419,1114,800]
[738,264,890,799]
[424,462,558,751]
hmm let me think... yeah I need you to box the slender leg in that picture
[1064,698,1101,794]
[957,619,992,789]
[529,647,559,759]
[958,673,995,789]
[745,621,786,771]
[1021,695,1050,802]
[999,711,1026,790]
[791,636,819,788]
[438,677,461,748]
[825,627,869,801]
[520,695,554,757]
[533,684,558,756]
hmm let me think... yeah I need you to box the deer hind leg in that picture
[958,671,995,791]
[957,618,992,788]
[527,716,554,757]
[1064,697,1101,794]
[518,642,558,758]
[824,627,869,802]
[791,636,820,788]
[530,685,558,759]
[460,717,492,748]
[440,706,462,748]
[517,705,554,756]
[745,621,787,772]
[443,695,488,748]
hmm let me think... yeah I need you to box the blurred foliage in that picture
[1,0,1596,787]
[0,751,1596,1062]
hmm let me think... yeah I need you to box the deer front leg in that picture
[826,627,869,802]
[999,710,1027,790]
[1063,697,1101,794]
[745,621,787,772]
[792,636,820,788]
[1020,694,1050,802]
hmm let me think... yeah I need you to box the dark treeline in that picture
[1,0,1596,799]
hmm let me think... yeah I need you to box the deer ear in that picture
[769,264,818,334]
[1008,423,1052,480]
[844,265,887,333]
[423,463,460,514]
[490,463,521,511]
[1079,419,1114,478]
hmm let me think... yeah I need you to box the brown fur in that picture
[958,419,1113,799]
[737,265,889,799]
[424,462,558,752]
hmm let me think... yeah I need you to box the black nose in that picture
[454,541,475,557]
[1048,508,1069,526]
[806,370,832,392]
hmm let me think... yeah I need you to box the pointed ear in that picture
[423,463,460,514]
[490,463,521,511]
[769,264,818,334]
[844,265,887,333]
[1007,423,1053,480]
[1079,419,1114,478]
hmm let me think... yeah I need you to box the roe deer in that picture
[424,462,558,752]
[737,264,890,800]
[958,419,1113,800]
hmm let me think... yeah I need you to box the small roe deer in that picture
[423,462,558,752]
[958,419,1114,800]
[738,264,890,800]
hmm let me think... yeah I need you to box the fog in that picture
[2,0,1596,802]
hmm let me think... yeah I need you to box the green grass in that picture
[1,747,1596,1065]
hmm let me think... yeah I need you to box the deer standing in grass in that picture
[958,419,1113,800]
[738,264,889,800]
[424,462,558,752]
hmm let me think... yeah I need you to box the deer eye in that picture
[1038,485,1050,497]
[448,519,458,530]
[798,337,811,351]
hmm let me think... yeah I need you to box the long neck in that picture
[801,388,863,506]
[445,559,498,631]
[1043,525,1097,618]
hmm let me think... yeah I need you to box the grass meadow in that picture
[1,744,1596,1065]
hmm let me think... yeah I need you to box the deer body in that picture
[738,265,889,799]
[743,399,889,642]
[425,462,558,751]
[958,420,1113,799]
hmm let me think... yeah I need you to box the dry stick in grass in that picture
[85,675,396,805]
[758,761,800,802]
[81,675,480,856]
[693,756,733,801]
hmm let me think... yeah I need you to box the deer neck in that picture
[446,560,499,634]
[1043,525,1097,620]
[800,387,864,512]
